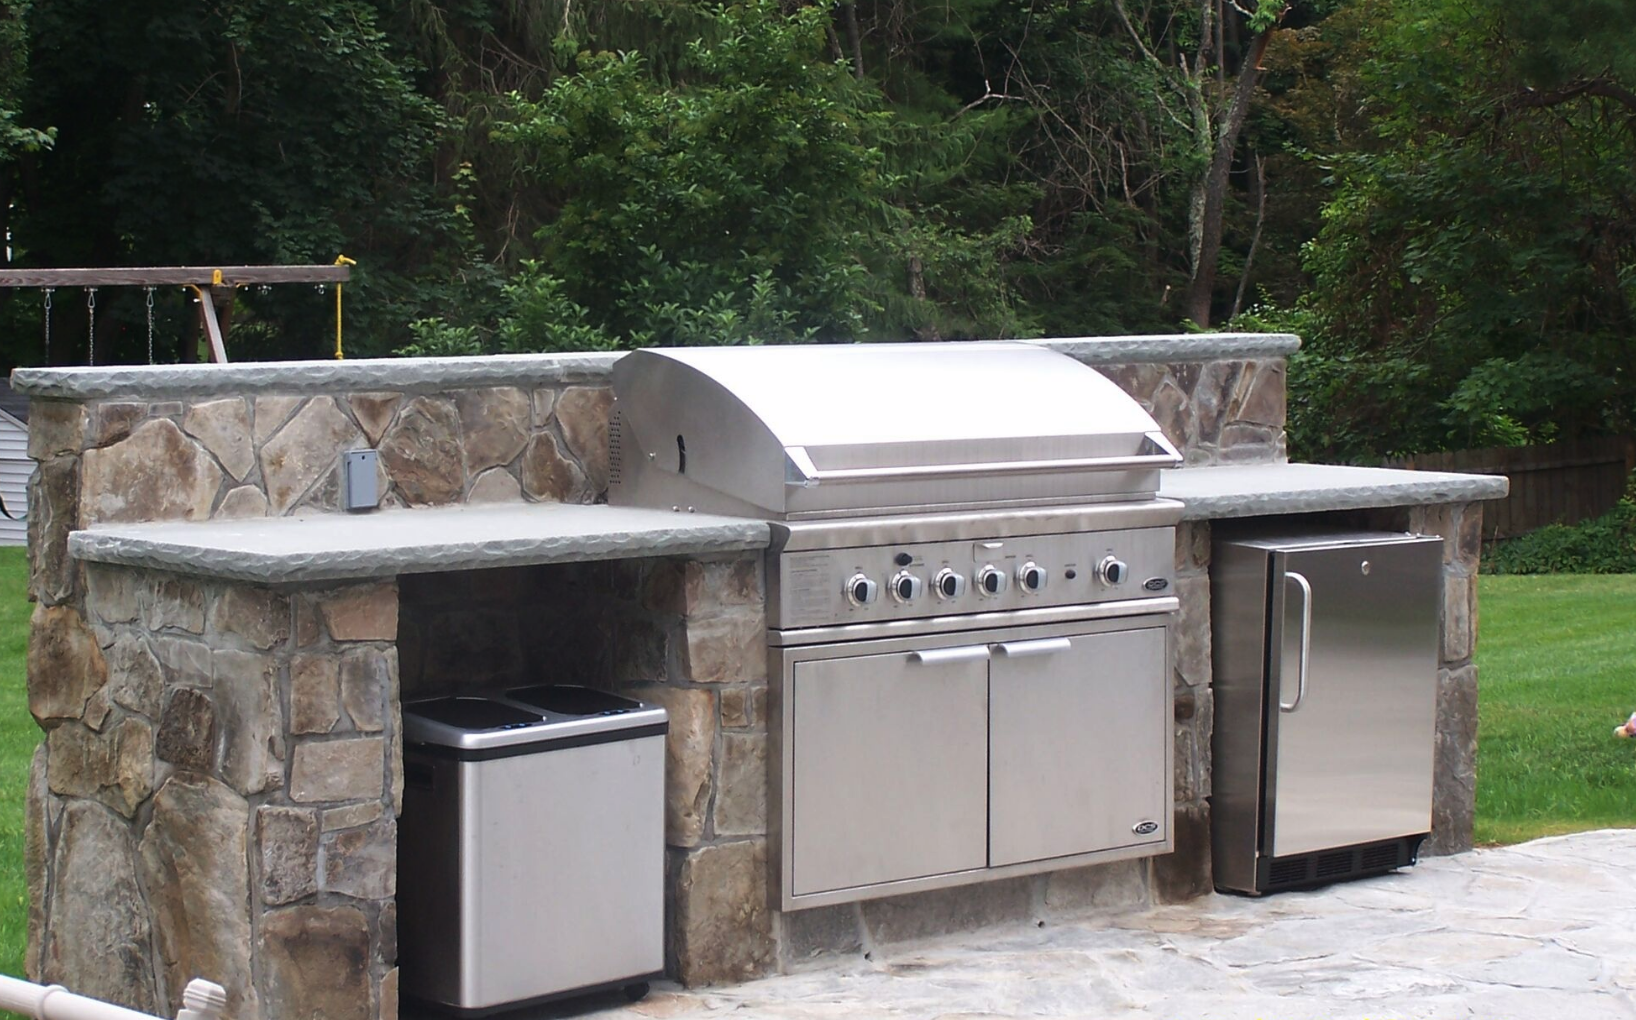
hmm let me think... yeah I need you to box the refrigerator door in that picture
[1266,537,1440,857]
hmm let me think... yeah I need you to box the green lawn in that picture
[0,547,35,979]
[1474,573,1636,844]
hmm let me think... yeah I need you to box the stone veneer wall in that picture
[28,563,402,1020]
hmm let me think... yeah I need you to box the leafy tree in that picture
[1277,0,1636,460]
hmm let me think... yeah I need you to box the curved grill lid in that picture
[609,341,1180,519]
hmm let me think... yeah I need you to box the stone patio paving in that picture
[568,829,1636,1019]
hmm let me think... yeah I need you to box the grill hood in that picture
[608,342,1180,520]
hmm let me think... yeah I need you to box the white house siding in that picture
[0,412,29,545]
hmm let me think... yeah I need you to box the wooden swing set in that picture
[0,260,355,365]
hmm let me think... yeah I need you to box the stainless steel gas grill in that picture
[610,341,1186,910]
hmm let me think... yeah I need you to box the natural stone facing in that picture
[216,485,270,519]
[712,732,767,837]
[257,806,319,906]
[207,585,290,650]
[1171,575,1210,688]
[27,399,87,458]
[339,648,389,732]
[145,576,206,634]
[1429,663,1479,855]
[23,745,47,981]
[322,801,384,832]
[290,737,386,803]
[182,398,254,480]
[778,904,864,968]
[348,392,402,445]
[668,839,775,986]
[214,649,284,796]
[70,503,771,584]
[322,819,396,899]
[1152,802,1212,903]
[105,633,164,717]
[378,395,465,506]
[519,431,587,502]
[454,387,530,473]
[680,610,767,684]
[259,396,363,513]
[43,801,159,1013]
[556,386,614,492]
[1443,570,1476,663]
[258,906,372,1020]
[88,402,146,448]
[85,564,142,623]
[13,351,624,400]
[466,467,522,503]
[153,636,212,688]
[27,604,108,725]
[1033,333,1301,365]
[155,687,215,771]
[252,395,302,444]
[319,583,399,641]
[139,773,256,1020]
[29,454,78,605]
[719,687,751,729]
[290,655,341,735]
[81,418,223,525]
[1161,463,1509,520]
[630,685,715,847]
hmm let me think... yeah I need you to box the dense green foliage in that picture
[0,0,1631,468]
[1249,0,1636,461]
[1474,573,1636,845]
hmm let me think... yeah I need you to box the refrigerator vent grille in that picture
[1316,851,1353,878]
[607,410,623,485]
[1361,843,1403,870]
[1261,835,1424,892]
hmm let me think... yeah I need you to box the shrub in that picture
[1483,475,1636,574]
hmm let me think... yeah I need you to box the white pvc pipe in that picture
[0,975,227,1020]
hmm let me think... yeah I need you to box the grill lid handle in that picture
[783,432,1181,486]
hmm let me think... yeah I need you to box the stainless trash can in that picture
[398,689,668,1014]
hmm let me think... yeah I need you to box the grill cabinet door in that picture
[1267,539,1440,857]
[988,627,1169,867]
[789,647,989,896]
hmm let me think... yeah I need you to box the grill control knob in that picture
[890,571,924,604]
[1017,561,1048,594]
[1097,556,1130,586]
[976,565,1009,597]
[933,568,967,601]
[845,573,879,607]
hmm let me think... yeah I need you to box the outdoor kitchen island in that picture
[14,334,1506,1020]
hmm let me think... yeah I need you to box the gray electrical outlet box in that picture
[342,450,379,512]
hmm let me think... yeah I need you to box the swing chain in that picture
[42,287,53,364]
[86,287,96,367]
[145,286,156,365]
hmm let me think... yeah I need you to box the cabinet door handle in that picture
[909,645,991,666]
[1280,571,1313,713]
[991,637,1073,659]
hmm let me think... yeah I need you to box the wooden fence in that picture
[1383,436,1635,540]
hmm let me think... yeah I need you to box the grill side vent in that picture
[608,408,623,486]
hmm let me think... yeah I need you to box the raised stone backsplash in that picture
[27,564,402,1020]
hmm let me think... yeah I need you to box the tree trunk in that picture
[1184,26,1276,327]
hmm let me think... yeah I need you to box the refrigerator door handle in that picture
[1280,571,1313,713]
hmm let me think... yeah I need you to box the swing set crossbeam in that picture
[0,264,350,288]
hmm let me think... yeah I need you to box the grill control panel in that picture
[774,526,1175,630]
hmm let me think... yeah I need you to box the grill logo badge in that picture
[1132,820,1160,835]
[1142,577,1169,592]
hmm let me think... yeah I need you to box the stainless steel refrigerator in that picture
[1211,530,1442,895]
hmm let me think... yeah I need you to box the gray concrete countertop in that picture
[1162,462,1509,520]
[69,502,770,584]
[13,333,1299,400]
[68,463,1504,583]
